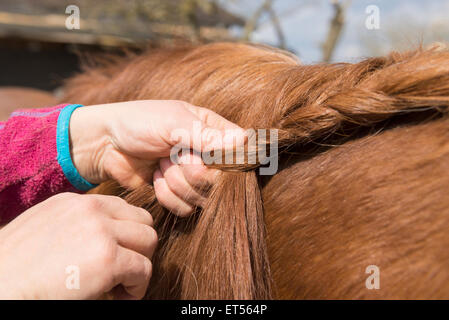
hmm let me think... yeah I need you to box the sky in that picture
[224,0,449,63]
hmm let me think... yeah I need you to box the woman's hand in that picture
[69,100,245,216]
[0,193,156,300]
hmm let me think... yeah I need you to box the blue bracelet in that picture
[57,104,98,191]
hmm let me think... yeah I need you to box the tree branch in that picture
[321,0,351,62]
[241,0,272,41]
[266,3,286,49]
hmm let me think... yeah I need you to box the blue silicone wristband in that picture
[57,104,98,191]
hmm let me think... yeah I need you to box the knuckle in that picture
[146,226,158,244]
[130,255,153,289]
[130,204,152,224]
[81,195,105,212]
[97,240,118,268]
[131,258,152,300]
[109,195,132,210]
[141,209,154,226]
[143,258,153,282]
[130,253,151,276]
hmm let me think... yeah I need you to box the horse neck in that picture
[262,116,449,298]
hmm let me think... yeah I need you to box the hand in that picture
[0,193,156,300]
[69,100,245,216]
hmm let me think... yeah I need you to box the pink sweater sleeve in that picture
[0,104,80,223]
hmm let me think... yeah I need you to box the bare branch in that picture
[266,4,286,49]
[241,0,272,41]
[257,0,316,29]
[321,0,351,62]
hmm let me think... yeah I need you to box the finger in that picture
[159,157,207,207]
[178,153,220,192]
[153,169,194,217]
[169,103,247,153]
[187,105,247,151]
[110,220,158,259]
[87,194,153,227]
[103,148,156,189]
[112,247,152,300]
[183,104,241,131]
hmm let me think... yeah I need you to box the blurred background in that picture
[0,0,448,92]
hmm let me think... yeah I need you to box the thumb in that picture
[172,104,247,153]
[197,126,247,152]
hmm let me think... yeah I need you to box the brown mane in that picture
[61,42,449,299]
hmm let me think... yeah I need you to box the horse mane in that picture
[61,42,449,299]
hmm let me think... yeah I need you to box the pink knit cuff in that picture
[0,104,80,223]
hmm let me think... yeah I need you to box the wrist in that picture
[68,105,111,185]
